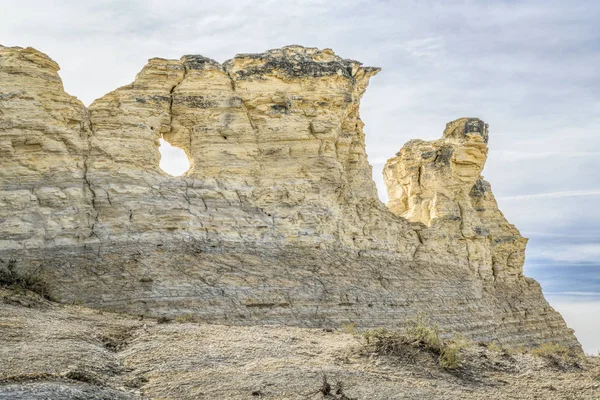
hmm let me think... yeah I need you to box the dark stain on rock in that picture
[470,179,487,199]
[175,95,218,109]
[434,146,454,166]
[270,104,290,114]
[182,55,222,71]
[465,118,489,143]
[421,150,436,159]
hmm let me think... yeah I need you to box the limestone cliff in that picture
[384,118,527,283]
[0,44,578,349]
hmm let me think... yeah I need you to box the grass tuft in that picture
[531,342,582,368]
[0,259,52,300]
[363,314,464,370]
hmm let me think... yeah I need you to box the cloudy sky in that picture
[1,0,598,353]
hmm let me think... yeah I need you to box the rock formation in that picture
[384,118,527,283]
[0,44,579,349]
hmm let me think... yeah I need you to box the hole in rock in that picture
[158,138,190,176]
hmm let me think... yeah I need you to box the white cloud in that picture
[499,189,600,201]
[546,296,600,355]
[490,151,600,161]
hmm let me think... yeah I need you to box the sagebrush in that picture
[532,342,582,368]
[363,314,464,370]
[0,259,52,300]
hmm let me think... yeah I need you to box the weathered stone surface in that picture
[1,290,598,399]
[0,45,578,349]
[383,117,526,282]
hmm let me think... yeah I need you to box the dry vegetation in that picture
[531,342,584,369]
[1,288,599,399]
[0,259,52,300]
[362,315,466,370]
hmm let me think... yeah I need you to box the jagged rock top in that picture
[142,46,381,79]
[223,45,380,79]
[181,54,223,71]
[443,117,489,143]
[0,45,61,73]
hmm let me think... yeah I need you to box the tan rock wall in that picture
[0,45,579,349]
[0,46,92,249]
[383,118,527,282]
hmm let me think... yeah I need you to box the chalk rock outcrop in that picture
[0,44,579,349]
[384,118,526,282]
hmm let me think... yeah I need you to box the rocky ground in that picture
[1,288,598,400]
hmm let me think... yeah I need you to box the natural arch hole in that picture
[158,138,190,176]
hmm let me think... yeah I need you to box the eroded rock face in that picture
[384,117,526,282]
[0,45,579,349]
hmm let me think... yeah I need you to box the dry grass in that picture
[342,322,358,336]
[531,342,582,368]
[363,315,465,370]
[174,314,202,323]
[486,342,502,353]
[0,259,52,300]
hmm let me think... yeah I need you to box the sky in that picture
[1,0,598,353]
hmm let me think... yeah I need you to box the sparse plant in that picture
[313,374,355,400]
[0,259,52,300]
[362,314,465,370]
[342,322,358,336]
[156,316,173,324]
[486,341,502,353]
[500,345,527,357]
[531,342,582,367]
[174,314,202,323]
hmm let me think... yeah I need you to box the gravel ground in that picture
[1,288,599,399]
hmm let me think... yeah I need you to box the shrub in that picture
[156,316,173,324]
[439,341,462,370]
[342,322,358,336]
[486,342,502,353]
[174,314,202,323]
[363,328,408,356]
[532,342,581,367]
[363,314,464,370]
[0,259,52,300]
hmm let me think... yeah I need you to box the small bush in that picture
[0,259,52,300]
[439,342,462,370]
[531,342,570,358]
[363,315,464,370]
[503,345,528,356]
[404,315,442,351]
[532,342,581,367]
[486,342,502,353]
[174,314,202,323]
[342,322,358,336]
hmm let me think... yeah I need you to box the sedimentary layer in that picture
[0,44,578,348]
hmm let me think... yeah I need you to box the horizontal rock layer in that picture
[0,44,578,348]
